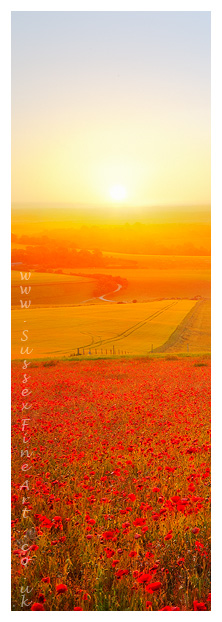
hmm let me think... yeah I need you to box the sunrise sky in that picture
[11,11,211,211]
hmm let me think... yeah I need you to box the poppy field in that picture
[11,356,211,611]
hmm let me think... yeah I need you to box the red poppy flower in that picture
[164,533,173,541]
[129,550,137,557]
[105,547,115,558]
[41,576,50,583]
[56,584,68,594]
[193,601,207,611]
[101,529,115,540]
[133,517,146,526]
[195,541,204,551]
[146,581,162,593]
[74,607,83,610]
[128,493,136,501]
[137,573,152,584]
[122,521,130,529]
[115,568,129,579]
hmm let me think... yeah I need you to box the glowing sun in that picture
[110,184,127,201]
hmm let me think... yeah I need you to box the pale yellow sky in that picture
[11,12,211,210]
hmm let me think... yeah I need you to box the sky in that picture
[11,11,211,211]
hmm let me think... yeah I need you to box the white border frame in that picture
[2,2,221,620]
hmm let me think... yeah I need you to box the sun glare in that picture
[110,185,127,202]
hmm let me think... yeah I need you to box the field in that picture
[11,255,211,612]
[11,357,211,611]
[12,256,210,359]
[11,300,197,359]
[12,254,211,307]
[12,271,95,308]
[154,300,211,354]
[100,253,211,301]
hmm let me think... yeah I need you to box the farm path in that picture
[81,282,123,304]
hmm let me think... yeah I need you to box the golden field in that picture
[12,270,95,307]
[12,299,197,359]
[154,300,211,354]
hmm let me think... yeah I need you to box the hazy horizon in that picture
[11,202,211,224]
